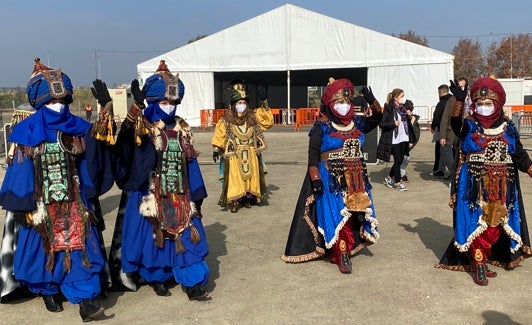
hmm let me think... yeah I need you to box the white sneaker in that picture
[384,177,393,188]
[395,182,407,191]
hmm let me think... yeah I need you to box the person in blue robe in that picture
[281,78,383,273]
[107,60,210,300]
[0,58,114,321]
[436,77,532,286]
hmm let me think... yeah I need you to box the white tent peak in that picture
[138,3,453,74]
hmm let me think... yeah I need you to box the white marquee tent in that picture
[137,4,454,126]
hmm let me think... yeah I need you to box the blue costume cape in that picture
[0,106,112,303]
[108,107,209,290]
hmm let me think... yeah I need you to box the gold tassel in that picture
[82,251,91,268]
[189,224,201,244]
[175,234,185,253]
[46,251,54,271]
[106,118,115,145]
[63,250,72,273]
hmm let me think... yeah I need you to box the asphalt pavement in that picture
[1,127,531,324]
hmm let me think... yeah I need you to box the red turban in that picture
[321,78,354,106]
[469,77,506,128]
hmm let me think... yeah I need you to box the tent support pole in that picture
[287,70,291,124]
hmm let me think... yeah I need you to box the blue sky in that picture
[1,0,530,87]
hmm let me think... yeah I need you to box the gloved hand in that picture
[91,79,112,106]
[311,179,324,194]
[449,79,468,102]
[258,88,267,101]
[213,151,219,163]
[131,79,146,109]
[360,86,376,105]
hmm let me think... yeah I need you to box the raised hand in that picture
[360,86,376,104]
[131,79,146,109]
[449,79,468,102]
[91,79,112,106]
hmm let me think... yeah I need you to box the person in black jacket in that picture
[430,85,452,177]
[399,100,420,182]
[377,88,417,191]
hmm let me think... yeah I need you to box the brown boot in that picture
[472,249,488,286]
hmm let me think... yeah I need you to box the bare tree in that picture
[486,33,532,78]
[452,38,485,81]
[393,30,429,47]
[187,34,209,44]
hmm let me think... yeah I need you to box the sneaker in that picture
[395,183,408,191]
[429,171,444,177]
[401,175,409,183]
[384,177,393,188]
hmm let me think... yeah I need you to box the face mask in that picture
[235,103,247,113]
[159,104,176,115]
[333,103,351,116]
[475,105,495,116]
[45,103,66,113]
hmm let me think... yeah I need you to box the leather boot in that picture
[243,201,251,209]
[230,202,239,213]
[43,295,63,312]
[472,249,489,286]
[183,285,209,301]
[152,282,171,296]
[79,299,104,322]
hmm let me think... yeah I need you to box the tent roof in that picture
[137,4,453,74]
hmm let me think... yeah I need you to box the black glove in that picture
[449,79,468,102]
[213,151,219,163]
[311,179,324,194]
[131,79,146,108]
[258,88,267,101]
[360,86,376,105]
[91,79,112,106]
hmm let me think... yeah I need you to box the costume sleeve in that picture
[308,122,322,167]
[364,111,382,133]
[0,150,36,211]
[211,118,226,151]
[255,107,274,131]
[112,119,156,191]
[451,116,469,138]
[83,132,115,199]
[513,138,532,174]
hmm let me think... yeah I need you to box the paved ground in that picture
[1,127,532,324]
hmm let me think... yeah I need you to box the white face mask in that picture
[159,104,176,115]
[475,105,495,116]
[45,103,66,113]
[333,103,351,116]
[235,103,247,113]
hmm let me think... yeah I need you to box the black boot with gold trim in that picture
[230,202,239,213]
[336,240,352,274]
[471,249,488,286]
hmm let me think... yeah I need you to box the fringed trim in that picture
[45,251,54,271]
[63,250,72,273]
[189,224,201,244]
[360,207,379,244]
[174,234,185,253]
[322,207,352,249]
[434,263,472,272]
[453,213,488,253]
[502,222,523,254]
[280,248,325,264]
[32,201,47,225]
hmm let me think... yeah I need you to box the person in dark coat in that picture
[376,88,417,191]
[430,85,452,177]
